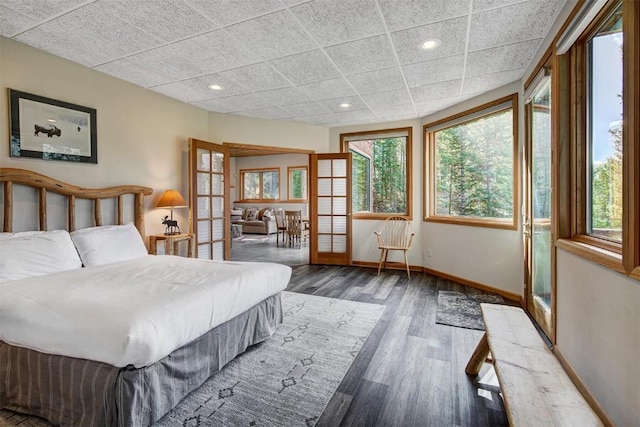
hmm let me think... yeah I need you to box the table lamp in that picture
[156,189,187,235]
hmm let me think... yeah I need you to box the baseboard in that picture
[351,260,422,273]
[422,267,521,303]
[553,346,614,427]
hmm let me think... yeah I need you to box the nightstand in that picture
[149,234,194,257]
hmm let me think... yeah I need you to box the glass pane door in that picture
[526,75,553,338]
[190,139,229,261]
[310,153,352,265]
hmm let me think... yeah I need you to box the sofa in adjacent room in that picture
[231,207,277,235]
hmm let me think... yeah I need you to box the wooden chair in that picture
[284,210,309,248]
[374,216,414,279]
[274,208,287,247]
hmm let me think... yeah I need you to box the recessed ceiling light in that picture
[208,84,222,90]
[46,119,57,123]
[339,102,351,108]
[419,38,441,50]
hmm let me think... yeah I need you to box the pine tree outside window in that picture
[340,127,412,219]
[424,94,518,229]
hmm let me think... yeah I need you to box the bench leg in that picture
[465,333,490,376]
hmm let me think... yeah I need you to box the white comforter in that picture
[0,256,291,368]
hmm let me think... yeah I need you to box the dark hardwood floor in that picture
[234,235,508,425]
[287,264,509,427]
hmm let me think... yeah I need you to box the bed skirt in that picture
[0,292,283,427]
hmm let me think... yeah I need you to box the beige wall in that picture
[0,37,209,236]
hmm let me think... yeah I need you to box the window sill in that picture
[556,238,625,275]
[424,215,516,230]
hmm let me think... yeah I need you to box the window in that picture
[587,3,623,243]
[287,166,308,201]
[240,168,279,201]
[424,94,518,229]
[555,0,639,279]
[340,127,412,219]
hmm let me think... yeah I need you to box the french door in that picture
[524,66,554,340]
[189,138,230,260]
[309,153,352,265]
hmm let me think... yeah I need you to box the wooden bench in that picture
[465,303,603,427]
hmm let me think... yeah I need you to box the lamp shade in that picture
[156,190,187,208]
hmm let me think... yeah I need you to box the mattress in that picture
[0,256,291,367]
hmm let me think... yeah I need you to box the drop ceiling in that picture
[0,0,566,128]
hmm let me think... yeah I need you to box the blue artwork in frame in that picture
[9,89,97,164]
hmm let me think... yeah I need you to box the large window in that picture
[240,168,279,201]
[555,0,639,279]
[340,127,412,219]
[424,94,518,229]
[287,166,308,201]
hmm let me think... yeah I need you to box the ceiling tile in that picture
[318,96,368,113]
[293,113,344,125]
[378,0,469,31]
[347,67,406,95]
[403,55,465,87]
[462,68,523,95]
[291,0,385,45]
[192,93,275,112]
[95,57,176,87]
[278,101,332,116]
[225,10,317,60]
[235,107,295,120]
[325,34,397,75]
[473,0,525,12]
[269,49,341,85]
[298,77,356,100]
[0,0,87,21]
[189,0,282,27]
[468,0,564,51]
[370,104,416,117]
[415,96,461,116]
[250,86,311,106]
[220,62,292,92]
[150,73,249,103]
[0,5,38,37]
[410,79,461,102]
[361,89,412,108]
[14,3,161,67]
[94,0,214,42]
[333,108,376,123]
[125,29,261,81]
[391,16,468,65]
[466,39,541,77]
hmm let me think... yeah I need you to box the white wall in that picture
[209,112,329,152]
[556,250,640,425]
[329,119,423,268]
[0,37,209,236]
[420,83,524,295]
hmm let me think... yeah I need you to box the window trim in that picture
[555,0,639,280]
[238,167,280,202]
[287,165,308,202]
[340,127,413,220]
[423,94,519,230]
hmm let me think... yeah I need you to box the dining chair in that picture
[274,208,288,247]
[374,216,414,278]
[284,210,309,248]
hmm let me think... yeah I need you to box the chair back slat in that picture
[378,216,412,248]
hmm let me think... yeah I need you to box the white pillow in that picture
[0,230,83,282]
[70,223,148,267]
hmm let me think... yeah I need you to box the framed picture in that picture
[9,89,97,164]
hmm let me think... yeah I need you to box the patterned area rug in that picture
[0,292,384,427]
[435,291,504,331]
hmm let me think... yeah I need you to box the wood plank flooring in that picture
[287,264,509,427]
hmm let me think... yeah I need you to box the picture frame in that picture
[9,89,97,164]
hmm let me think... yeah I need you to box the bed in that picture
[0,168,292,426]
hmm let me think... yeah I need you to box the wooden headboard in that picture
[0,168,153,240]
